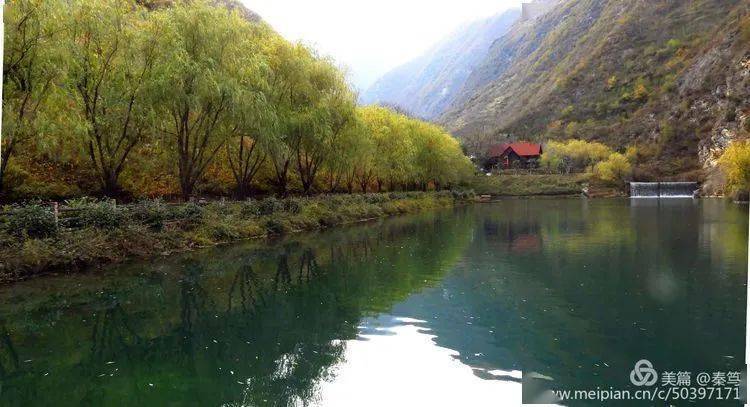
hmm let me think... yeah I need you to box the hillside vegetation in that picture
[361,9,520,119]
[1,0,473,202]
[440,0,750,181]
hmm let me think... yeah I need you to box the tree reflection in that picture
[413,200,746,397]
[89,294,140,365]
[0,322,19,379]
[299,248,320,283]
[227,263,260,314]
[0,209,473,406]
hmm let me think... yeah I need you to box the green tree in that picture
[361,106,415,192]
[322,112,365,193]
[2,0,62,193]
[594,152,632,185]
[66,0,165,196]
[264,41,314,196]
[542,140,612,174]
[295,59,355,194]
[719,140,750,197]
[158,1,268,200]
[221,26,276,198]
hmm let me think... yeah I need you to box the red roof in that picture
[487,142,542,158]
[509,142,542,157]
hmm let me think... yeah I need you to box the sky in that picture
[243,0,519,92]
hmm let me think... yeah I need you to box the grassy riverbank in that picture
[466,174,591,196]
[0,192,474,283]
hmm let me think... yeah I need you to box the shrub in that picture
[342,193,365,204]
[666,38,682,50]
[76,202,126,230]
[606,75,618,90]
[363,193,388,204]
[130,199,169,230]
[560,105,574,118]
[5,204,58,238]
[659,121,675,147]
[239,200,261,218]
[258,197,283,215]
[283,198,303,214]
[210,222,240,240]
[322,194,362,207]
[633,79,650,101]
[719,140,750,195]
[541,140,613,173]
[206,201,233,217]
[177,203,204,222]
[594,153,633,185]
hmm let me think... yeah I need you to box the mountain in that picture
[360,9,520,120]
[440,0,750,179]
[139,0,261,22]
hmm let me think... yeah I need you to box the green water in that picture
[0,199,746,406]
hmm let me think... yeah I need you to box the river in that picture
[0,199,746,406]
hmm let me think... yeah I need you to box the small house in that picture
[485,142,543,170]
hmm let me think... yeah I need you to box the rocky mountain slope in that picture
[440,0,750,179]
[361,9,520,119]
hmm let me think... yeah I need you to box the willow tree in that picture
[158,1,268,200]
[221,25,276,198]
[410,121,472,190]
[2,0,62,193]
[360,106,415,192]
[263,41,317,196]
[65,0,165,196]
[322,111,367,193]
[295,59,355,194]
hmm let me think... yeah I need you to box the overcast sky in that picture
[243,0,519,92]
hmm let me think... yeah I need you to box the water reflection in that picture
[0,200,745,406]
[0,210,473,406]
[315,315,522,406]
[399,199,746,405]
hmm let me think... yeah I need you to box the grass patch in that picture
[466,174,590,196]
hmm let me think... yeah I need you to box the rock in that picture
[699,128,736,169]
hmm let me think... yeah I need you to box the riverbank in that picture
[466,174,592,197]
[0,192,474,283]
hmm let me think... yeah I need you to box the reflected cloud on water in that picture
[313,315,522,406]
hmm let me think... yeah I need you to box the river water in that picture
[0,199,746,406]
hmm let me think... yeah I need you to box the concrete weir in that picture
[630,182,699,198]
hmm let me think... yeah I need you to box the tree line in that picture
[2,0,473,200]
[540,139,633,185]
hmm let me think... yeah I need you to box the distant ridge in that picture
[361,9,520,120]
[521,0,558,21]
[439,0,750,179]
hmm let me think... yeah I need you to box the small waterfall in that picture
[630,182,698,198]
